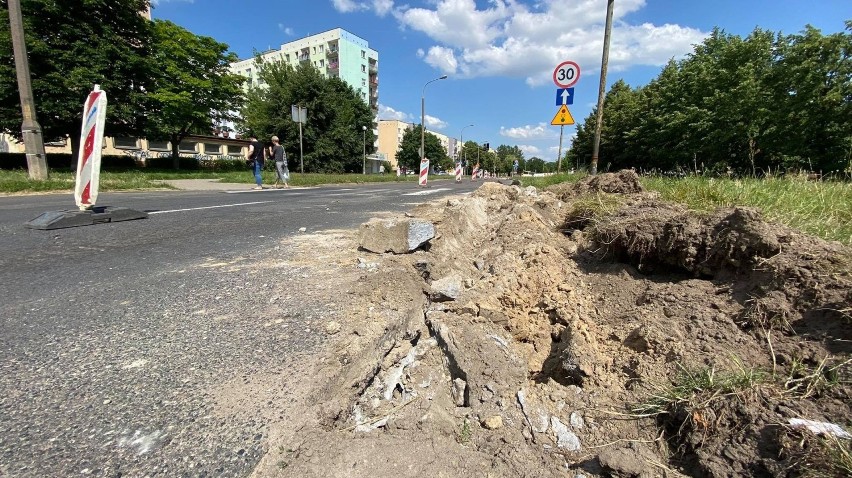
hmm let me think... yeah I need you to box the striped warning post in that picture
[455,162,462,182]
[74,85,107,211]
[471,164,479,181]
[418,158,429,186]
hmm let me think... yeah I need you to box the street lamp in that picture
[362,125,367,174]
[420,75,448,167]
[460,124,473,173]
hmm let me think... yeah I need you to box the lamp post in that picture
[460,124,473,173]
[362,125,367,174]
[420,75,448,166]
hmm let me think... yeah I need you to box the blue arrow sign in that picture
[556,88,574,106]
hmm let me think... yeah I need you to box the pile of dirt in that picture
[251,175,851,478]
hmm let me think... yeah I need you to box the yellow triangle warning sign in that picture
[550,105,575,126]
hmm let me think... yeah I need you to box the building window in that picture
[319,45,324,52]
[148,140,169,151]
[203,143,222,155]
[361,50,366,59]
[227,145,243,155]
[362,79,366,86]
[312,47,316,54]
[179,141,198,153]
[361,65,366,73]
[113,137,139,149]
[319,59,324,67]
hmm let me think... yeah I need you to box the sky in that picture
[150,0,850,161]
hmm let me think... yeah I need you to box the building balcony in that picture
[298,54,310,62]
[327,62,339,71]
[368,64,378,73]
[326,47,338,57]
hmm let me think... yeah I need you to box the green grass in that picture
[519,172,585,189]
[641,176,852,245]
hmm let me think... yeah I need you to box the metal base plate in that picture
[25,206,148,230]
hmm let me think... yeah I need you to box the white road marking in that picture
[148,201,273,215]
[402,188,452,196]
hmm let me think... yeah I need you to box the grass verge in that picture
[641,176,852,246]
[0,168,430,193]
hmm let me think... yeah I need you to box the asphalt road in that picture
[0,180,482,477]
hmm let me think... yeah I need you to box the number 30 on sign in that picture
[553,61,580,88]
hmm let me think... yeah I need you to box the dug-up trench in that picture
[252,171,851,478]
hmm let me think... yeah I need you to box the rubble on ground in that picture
[253,171,851,478]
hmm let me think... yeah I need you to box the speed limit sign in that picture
[553,61,580,88]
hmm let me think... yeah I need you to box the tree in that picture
[241,61,374,173]
[570,21,851,175]
[145,20,245,168]
[396,124,447,172]
[495,144,525,175]
[0,0,152,163]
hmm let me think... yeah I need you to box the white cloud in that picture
[422,46,458,74]
[349,0,707,85]
[278,24,295,36]
[518,144,543,157]
[331,0,366,13]
[377,104,411,121]
[373,0,394,16]
[425,115,447,130]
[500,122,557,140]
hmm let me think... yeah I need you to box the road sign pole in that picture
[557,125,564,174]
[298,121,303,174]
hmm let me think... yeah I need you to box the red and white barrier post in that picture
[418,158,429,187]
[74,85,107,211]
[455,162,462,182]
[471,164,479,181]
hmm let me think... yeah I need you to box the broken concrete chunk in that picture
[551,416,581,451]
[569,411,585,429]
[517,389,549,434]
[430,275,463,301]
[452,378,467,407]
[358,218,436,254]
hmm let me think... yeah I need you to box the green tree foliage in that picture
[0,0,152,161]
[396,124,447,172]
[241,61,375,173]
[146,20,245,168]
[570,22,852,175]
[495,144,525,175]
[459,140,481,168]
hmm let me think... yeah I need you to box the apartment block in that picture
[377,120,459,170]
[230,28,378,114]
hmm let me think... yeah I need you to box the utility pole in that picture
[8,0,48,180]
[591,0,614,176]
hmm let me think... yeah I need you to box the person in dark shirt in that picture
[246,135,265,190]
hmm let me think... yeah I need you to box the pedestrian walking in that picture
[246,134,265,190]
[270,135,289,188]
[512,159,519,177]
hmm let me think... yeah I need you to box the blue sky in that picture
[151,0,850,161]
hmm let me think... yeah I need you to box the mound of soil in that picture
[550,169,645,199]
[251,178,851,478]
